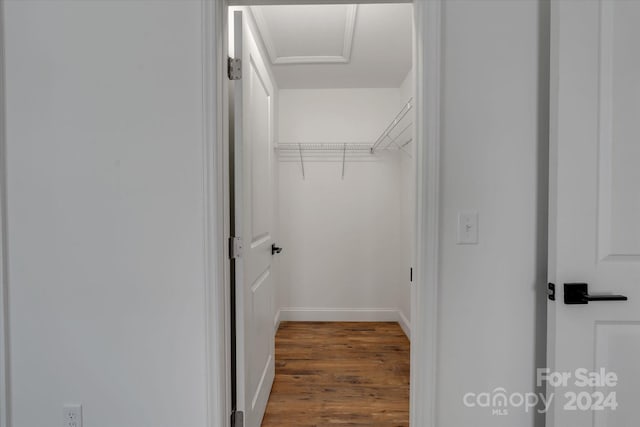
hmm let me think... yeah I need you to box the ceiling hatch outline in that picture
[250,5,358,65]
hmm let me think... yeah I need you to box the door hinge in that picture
[228,57,242,80]
[548,283,556,301]
[231,410,244,427]
[229,237,243,259]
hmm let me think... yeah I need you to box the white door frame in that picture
[202,0,442,426]
[0,2,10,426]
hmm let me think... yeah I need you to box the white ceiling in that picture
[249,3,413,89]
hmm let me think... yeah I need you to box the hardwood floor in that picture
[261,321,410,427]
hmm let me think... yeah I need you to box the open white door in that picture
[547,1,640,426]
[230,10,276,427]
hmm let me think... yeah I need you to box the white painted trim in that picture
[203,1,230,427]
[274,56,348,65]
[411,1,442,427]
[0,2,9,426]
[210,2,442,427]
[278,307,400,322]
[594,0,637,263]
[250,5,357,65]
[596,0,613,263]
[247,7,277,62]
[241,7,280,87]
[276,308,410,339]
[398,310,411,340]
[273,309,281,333]
[546,5,560,424]
[231,0,409,6]
[341,4,357,63]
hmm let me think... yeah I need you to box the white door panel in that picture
[603,0,640,258]
[593,323,640,426]
[548,1,640,426]
[248,56,272,247]
[231,10,276,427]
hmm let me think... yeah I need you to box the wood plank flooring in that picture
[261,321,410,427]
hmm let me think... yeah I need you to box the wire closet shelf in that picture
[369,97,413,154]
[276,97,413,157]
[276,98,413,179]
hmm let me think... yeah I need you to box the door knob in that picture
[564,283,628,305]
[271,244,283,255]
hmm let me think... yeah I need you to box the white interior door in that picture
[548,1,640,426]
[231,10,276,427]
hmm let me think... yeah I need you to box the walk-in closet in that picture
[228,3,415,425]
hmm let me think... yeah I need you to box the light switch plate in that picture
[457,211,479,244]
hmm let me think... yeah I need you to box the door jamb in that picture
[411,2,442,426]
[0,2,10,426]
[202,0,443,426]
[202,1,232,427]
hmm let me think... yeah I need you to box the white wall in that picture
[3,2,209,426]
[437,1,547,426]
[0,1,549,426]
[277,89,411,323]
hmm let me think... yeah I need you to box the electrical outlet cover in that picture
[63,404,82,427]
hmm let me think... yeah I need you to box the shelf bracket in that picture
[341,143,346,179]
[298,143,305,180]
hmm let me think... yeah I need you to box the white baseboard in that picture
[274,308,411,341]
[279,307,399,322]
[273,309,281,333]
[397,310,411,340]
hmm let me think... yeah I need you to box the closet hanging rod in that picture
[370,97,413,154]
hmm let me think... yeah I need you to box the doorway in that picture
[212,1,442,426]
[230,2,414,426]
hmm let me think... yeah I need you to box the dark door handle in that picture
[271,244,283,255]
[564,283,628,305]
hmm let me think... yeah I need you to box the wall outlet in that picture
[63,404,82,427]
